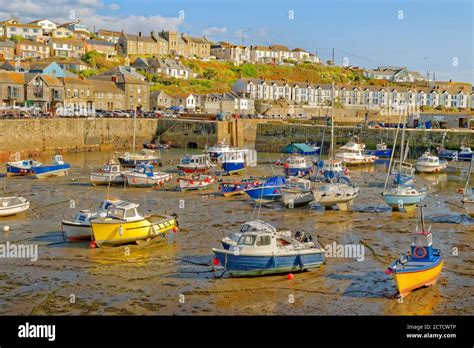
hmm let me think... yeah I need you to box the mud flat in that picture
[0,149,472,315]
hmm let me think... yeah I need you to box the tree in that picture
[203,67,217,80]
[9,35,24,44]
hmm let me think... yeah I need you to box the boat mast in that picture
[330,81,335,168]
[384,112,403,189]
[465,154,473,192]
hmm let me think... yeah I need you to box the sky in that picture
[0,0,472,83]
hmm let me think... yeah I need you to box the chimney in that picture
[151,30,155,37]
[138,32,142,36]
[111,76,117,83]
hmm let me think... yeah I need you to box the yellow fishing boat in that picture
[386,208,443,298]
[91,201,178,247]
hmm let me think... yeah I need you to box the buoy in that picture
[172,226,178,233]
[384,268,392,275]
[90,240,97,249]
[3,226,10,233]
[213,258,219,265]
[287,273,294,280]
[284,163,289,168]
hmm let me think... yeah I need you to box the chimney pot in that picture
[139,32,141,36]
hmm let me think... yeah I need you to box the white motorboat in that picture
[90,160,125,186]
[383,186,427,212]
[336,137,377,165]
[125,164,173,187]
[312,181,359,211]
[206,140,234,159]
[177,154,214,174]
[415,152,448,173]
[281,177,314,207]
[62,199,118,241]
[0,196,30,217]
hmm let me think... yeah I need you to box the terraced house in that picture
[15,40,50,59]
[89,80,125,111]
[0,40,15,60]
[57,77,95,116]
[48,37,85,58]
[232,78,473,115]
[24,73,64,112]
[0,71,25,107]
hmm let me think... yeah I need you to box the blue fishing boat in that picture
[32,155,71,179]
[437,147,458,161]
[6,159,42,176]
[365,143,392,158]
[244,176,286,203]
[219,177,261,197]
[212,225,325,277]
[457,146,473,161]
[283,156,313,177]
[220,220,280,250]
[221,150,247,174]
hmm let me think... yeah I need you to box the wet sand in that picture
[0,149,473,315]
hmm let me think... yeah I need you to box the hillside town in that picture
[0,17,473,128]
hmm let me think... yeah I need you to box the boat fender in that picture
[413,246,427,259]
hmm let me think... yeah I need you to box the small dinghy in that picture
[126,164,172,188]
[32,155,71,179]
[212,224,325,277]
[437,146,458,161]
[0,196,30,217]
[457,146,473,161]
[386,208,443,298]
[6,159,42,176]
[143,141,170,150]
[281,177,314,207]
[415,152,447,173]
[62,199,118,241]
[178,174,216,191]
[90,160,125,186]
[312,177,359,211]
[218,177,261,197]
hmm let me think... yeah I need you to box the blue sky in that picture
[1,0,472,83]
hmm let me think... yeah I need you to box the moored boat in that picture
[244,176,286,203]
[382,186,427,212]
[32,155,71,179]
[178,174,215,191]
[177,154,213,174]
[391,160,415,186]
[91,201,178,247]
[143,141,170,150]
[415,152,447,173]
[311,179,359,211]
[218,177,261,197]
[457,146,473,161]
[6,159,42,176]
[118,149,160,168]
[125,164,172,187]
[206,140,232,159]
[62,199,118,241]
[281,177,314,207]
[336,137,377,165]
[212,226,325,277]
[90,160,125,186]
[437,147,458,161]
[283,156,313,177]
[365,142,392,158]
[386,210,443,297]
[221,150,247,175]
[0,196,30,217]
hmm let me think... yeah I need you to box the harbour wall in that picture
[0,118,472,161]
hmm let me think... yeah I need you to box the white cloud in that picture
[108,3,119,11]
[0,0,182,33]
[202,26,227,36]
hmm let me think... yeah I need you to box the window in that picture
[238,235,256,246]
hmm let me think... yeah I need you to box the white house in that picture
[29,19,57,34]
[0,19,43,40]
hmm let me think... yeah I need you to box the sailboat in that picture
[311,81,359,211]
[117,109,160,167]
[462,156,474,217]
[383,104,426,213]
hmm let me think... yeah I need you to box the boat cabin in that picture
[102,164,121,173]
[376,143,387,151]
[240,220,277,234]
[52,155,65,164]
[285,177,311,191]
[409,232,436,262]
[180,154,211,166]
[221,150,246,163]
[106,201,143,222]
[417,153,442,165]
[392,160,415,177]
[133,164,155,177]
[285,156,309,168]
